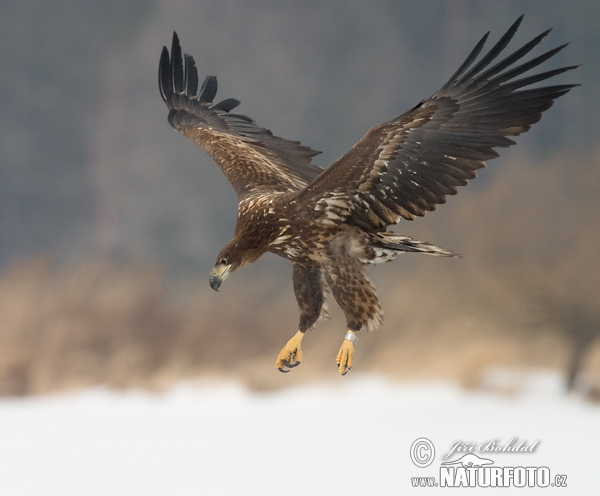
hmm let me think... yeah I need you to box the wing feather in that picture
[159,32,323,200]
[293,17,578,228]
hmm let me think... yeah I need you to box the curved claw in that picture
[276,331,304,373]
[277,357,301,373]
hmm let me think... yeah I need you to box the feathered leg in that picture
[276,264,326,373]
[323,248,383,375]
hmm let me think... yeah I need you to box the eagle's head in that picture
[209,240,265,291]
[209,255,237,291]
[210,210,275,290]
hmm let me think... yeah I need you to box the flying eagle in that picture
[159,16,577,374]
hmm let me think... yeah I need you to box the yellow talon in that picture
[276,330,304,372]
[336,330,357,375]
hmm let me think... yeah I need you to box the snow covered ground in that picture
[0,370,597,495]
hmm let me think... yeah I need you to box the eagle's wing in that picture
[159,33,323,200]
[293,16,578,229]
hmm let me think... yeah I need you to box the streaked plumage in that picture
[159,16,577,374]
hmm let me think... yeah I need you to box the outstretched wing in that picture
[293,16,578,229]
[159,32,323,200]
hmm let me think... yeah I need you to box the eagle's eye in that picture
[218,258,229,266]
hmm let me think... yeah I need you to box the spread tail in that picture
[360,232,459,265]
[380,233,460,258]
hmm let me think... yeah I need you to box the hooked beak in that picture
[209,263,231,291]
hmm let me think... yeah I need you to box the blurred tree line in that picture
[1,0,597,273]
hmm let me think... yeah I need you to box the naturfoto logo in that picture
[410,437,568,489]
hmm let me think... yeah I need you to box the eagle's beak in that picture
[209,263,231,291]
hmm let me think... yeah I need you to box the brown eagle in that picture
[159,16,577,374]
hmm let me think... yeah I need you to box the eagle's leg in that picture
[323,252,383,375]
[276,264,326,373]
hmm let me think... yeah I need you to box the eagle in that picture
[158,16,577,375]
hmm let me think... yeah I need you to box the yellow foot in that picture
[276,330,304,373]
[336,330,358,375]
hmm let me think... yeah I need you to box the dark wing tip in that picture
[184,53,198,96]
[211,98,241,112]
[512,14,525,32]
[170,32,184,94]
[159,31,204,103]
[158,46,171,102]
[441,15,528,91]
[440,31,490,90]
[199,75,218,104]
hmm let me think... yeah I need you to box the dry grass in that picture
[0,252,597,398]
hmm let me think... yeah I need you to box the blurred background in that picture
[0,0,598,398]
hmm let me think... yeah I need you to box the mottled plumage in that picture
[159,17,577,374]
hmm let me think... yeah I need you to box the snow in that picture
[0,370,597,495]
